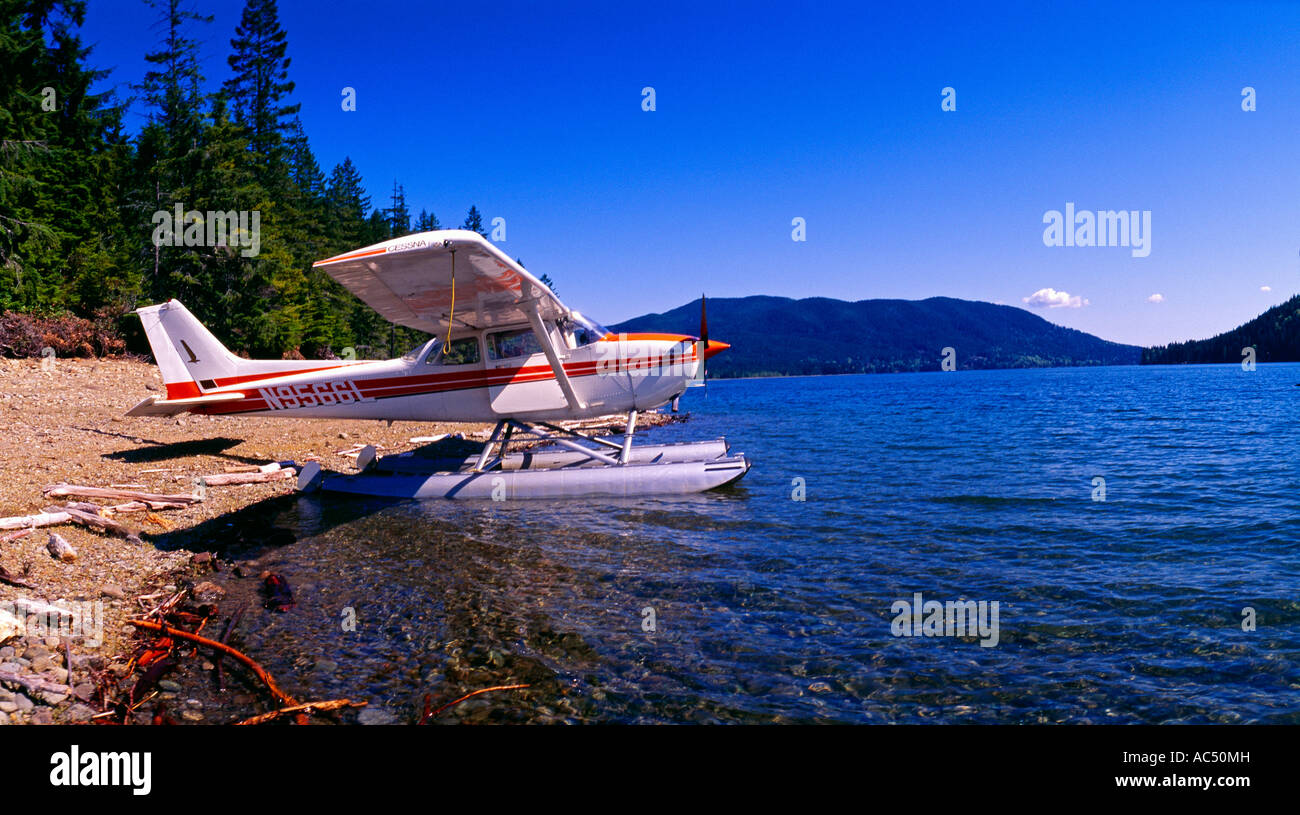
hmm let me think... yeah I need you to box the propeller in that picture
[699,294,708,385]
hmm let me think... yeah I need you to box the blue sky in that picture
[79,0,1300,346]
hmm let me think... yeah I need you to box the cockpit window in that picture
[402,339,435,362]
[487,328,543,360]
[561,311,610,347]
[427,337,480,365]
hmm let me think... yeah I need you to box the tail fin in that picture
[136,299,245,398]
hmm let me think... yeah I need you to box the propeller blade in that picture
[699,295,709,385]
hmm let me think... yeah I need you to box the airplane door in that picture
[485,327,568,415]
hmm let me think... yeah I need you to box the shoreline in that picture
[0,356,680,724]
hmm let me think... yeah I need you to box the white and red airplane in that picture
[128,230,750,498]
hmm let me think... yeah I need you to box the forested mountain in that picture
[610,296,1142,378]
[1142,294,1300,365]
[0,0,490,359]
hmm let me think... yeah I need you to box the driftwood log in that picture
[0,511,72,531]
[44,505,142,543]
[43,484,202,505]
[0,669,72,700]
[234,698,367,726]
[195,468,295,487]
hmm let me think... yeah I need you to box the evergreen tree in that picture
[223,0,299,182]
[414,208,440,232]
[386,181,410,237]
[462,204,486,236]
[0,0,133,316]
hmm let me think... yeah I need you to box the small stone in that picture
[22,645,48,661]
[0,701,17,714]
[30,709,53,725]
[101,585,126,600]
[180,709,204,722]
[809,682,833,693]
[191,581,225,604]
[0,646,13,659]
[200,661,215,672]
[357,708,398,725]
[43,637,61,648]
[31,656,54,673]
[158,679,182,693]
[44,668,69,684]
[184,698,202,709]
[41,693,67,705]
[66,704,96,722]
[313,659,338,673]
[73,683,94,701]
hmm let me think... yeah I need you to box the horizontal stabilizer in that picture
[126,392,245,417]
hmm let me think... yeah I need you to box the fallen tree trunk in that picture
[45,505,142,543]
[195,468,295,487]
[0,511,72,531]
[42,483,201,505]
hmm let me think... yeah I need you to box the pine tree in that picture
[462,204,486,236]
[0,0,133,316]
[386,181,409,237]
[414,208,440,232]
[223,0,299,182]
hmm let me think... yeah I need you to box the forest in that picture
[0,0,491,360]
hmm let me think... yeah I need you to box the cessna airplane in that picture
[128,230,751,498]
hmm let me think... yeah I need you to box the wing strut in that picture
[523,293,586,411]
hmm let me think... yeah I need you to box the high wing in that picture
[312,229,569,334]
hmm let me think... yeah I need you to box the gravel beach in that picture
[0,356,489,724]
[0,355,681,724]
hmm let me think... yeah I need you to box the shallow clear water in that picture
[217,364,1300,723]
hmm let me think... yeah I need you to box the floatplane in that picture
[127,230,751,499]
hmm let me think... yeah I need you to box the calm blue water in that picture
[216,364,1300,723]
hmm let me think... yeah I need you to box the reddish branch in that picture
[234,698,366,726]
[422,684,530,722]
[128,619,297,708]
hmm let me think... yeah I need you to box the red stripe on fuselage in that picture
[193,351,693,415]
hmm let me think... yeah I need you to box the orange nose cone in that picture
[702,339,730,360]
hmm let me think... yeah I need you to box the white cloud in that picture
[1261,285,1272,292]
[1146,293,1164,303]
[1022,287,1089,309]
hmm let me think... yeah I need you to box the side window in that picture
[487,328,543,360]
[428,337,480,365]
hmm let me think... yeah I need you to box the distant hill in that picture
[609,295,1142,378]
[1143,294,1300,365]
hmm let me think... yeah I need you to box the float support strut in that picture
[619,410,637,464]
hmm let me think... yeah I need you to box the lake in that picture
[213,364,1300,723]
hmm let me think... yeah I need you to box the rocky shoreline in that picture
[0,356,681,725]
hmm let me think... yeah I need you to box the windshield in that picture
[563,311,610,346]
[402,339,437,362]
